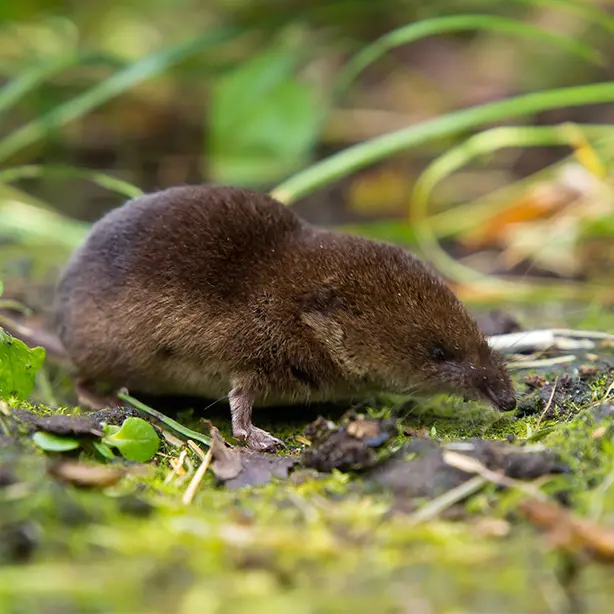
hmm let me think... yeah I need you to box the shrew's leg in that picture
[229,386,284,451]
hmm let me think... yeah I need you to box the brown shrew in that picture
[54,185,517,451]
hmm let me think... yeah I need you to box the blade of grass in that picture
[334,14,602,97]
[0,200,89,250]
[0,52,124,119]
[0,165,143,199]
[271,81,614,205]
[118,392,211,448]
[0,26,241,164]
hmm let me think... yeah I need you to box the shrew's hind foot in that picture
[243,426,286,452]
[229,385,286,452]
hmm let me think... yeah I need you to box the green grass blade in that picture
[0,52,124,119]
[0,165,143,199]
[0,27,240,164]
[0,201,89,250]
[271,82,614,205]
[334,14,603,96]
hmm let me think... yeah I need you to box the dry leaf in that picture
[209,426,242,481]
[48,460,126,488]
[519,499,614,563]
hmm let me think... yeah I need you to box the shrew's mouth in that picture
[483,385,517,411]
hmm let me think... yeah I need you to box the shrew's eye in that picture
[432,346,447,361]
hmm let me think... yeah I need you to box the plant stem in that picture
[272,82,614,204]
[118,392,211,447]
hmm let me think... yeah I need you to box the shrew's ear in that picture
[300,286,366,377]
[300,284,342,314]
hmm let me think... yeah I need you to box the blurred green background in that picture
[0,0,613,308]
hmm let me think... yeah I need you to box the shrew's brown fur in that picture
[54,185,516,450]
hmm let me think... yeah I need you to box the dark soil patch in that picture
[301,414,396,472]
[9,408,103,437]
[368,438,567,499]
[517,373,599,420]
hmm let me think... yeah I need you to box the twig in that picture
[408,475,488,525]
[182,440,213,505]
[535,377,559,432]
[550,329,614,340]
[160,429,185,448]
[442,450,549,501]
[488,329,614,354]
[187,440,207,461]
[507,355,576,370]
[164,448,188,486]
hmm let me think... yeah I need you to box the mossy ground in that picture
[1,309,613,614]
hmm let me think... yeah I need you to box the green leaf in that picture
[33,431,80,452]
[102,417,160,462]
[208,43,321,186]
[103,424,120,437]
[92,440,116,460]
[0,165,143,199]
[0,328,45,400]
[118,392,211,447]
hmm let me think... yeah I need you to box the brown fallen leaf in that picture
[48,460,126,488]
[204,423,295,490]
[11,409,104,438]
[519,499,614,563]
[208,425,242,481]
[579,365,600,379]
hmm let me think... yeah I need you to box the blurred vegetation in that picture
[0,0,613,302]
[0,3,613,613]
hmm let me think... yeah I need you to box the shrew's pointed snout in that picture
[489,386,517,412]
[476,370,517,412]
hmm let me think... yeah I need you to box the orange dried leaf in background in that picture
[461,183,572,250]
